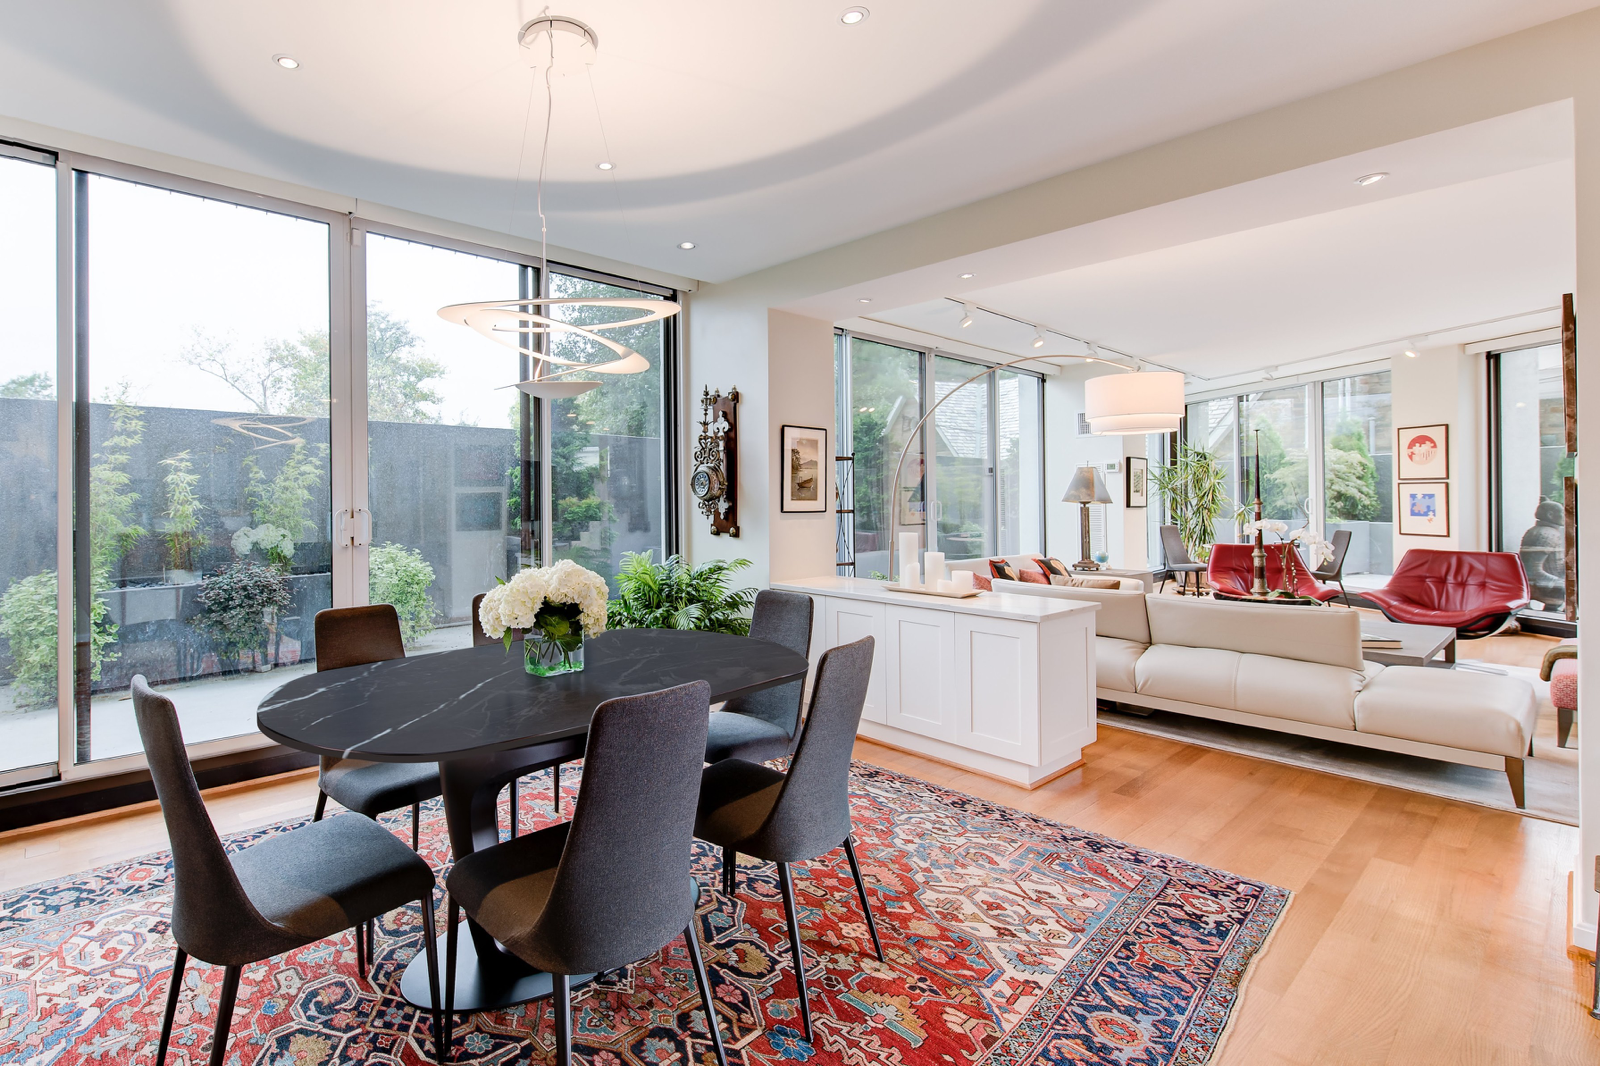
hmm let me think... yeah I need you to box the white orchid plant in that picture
[478,559,609,650]
[1289,526,1334,569]
[1239,518,1288,540]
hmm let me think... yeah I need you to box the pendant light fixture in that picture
[1083,368,1186,435]
[438,15,677,399]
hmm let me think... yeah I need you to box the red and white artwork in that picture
[1397,423,1448,480]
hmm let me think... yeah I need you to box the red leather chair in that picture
[1363,549,1530,639]
[1206,542,1342,602]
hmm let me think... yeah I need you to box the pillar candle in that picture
[898,531,919,579]
[952,569,975,591]
[901,562,920,589]
[924,551,946,584]
[936,579,955,593]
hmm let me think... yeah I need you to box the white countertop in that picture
[773,576,1100,622]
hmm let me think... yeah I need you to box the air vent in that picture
[1076,412,1093,437]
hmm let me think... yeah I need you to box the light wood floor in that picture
[2,633,1595,1065]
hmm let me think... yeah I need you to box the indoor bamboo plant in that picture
[1151,443,1229,563]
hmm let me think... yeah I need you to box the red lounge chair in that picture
[1206,542,1342,602]
[1363,549,1530,639]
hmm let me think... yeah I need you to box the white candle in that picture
[902,562,919,588]
[924,551,946,584]
[898,532,919,580]
[952,569,975,591]
[936,579,955,593]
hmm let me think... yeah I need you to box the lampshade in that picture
[1062,465,1112,504]
[1084,370,1185,435]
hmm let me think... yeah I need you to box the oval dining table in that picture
[257,626,811,1012]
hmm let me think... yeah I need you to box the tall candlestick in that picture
[1254,429,1261,502]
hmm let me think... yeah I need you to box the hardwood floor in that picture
[2,633,1595,1064]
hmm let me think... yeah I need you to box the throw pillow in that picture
[1018,569,1050,584]
[989,558,1021,582]
[1049,574,1122,590]
[1037,556,1071,578]
[971,573,993,591]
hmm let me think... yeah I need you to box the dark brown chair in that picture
[1158,525,1207,595]
[443,681,729,1066]
[1313,528,1354,605]
[134,676,443,1066]
[694,636,882,1043]
[470,591,561,834]
[312,605,443,851]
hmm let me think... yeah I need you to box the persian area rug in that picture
[0,763,1288,1066]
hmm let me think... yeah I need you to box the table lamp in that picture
[1063,465,1113,570]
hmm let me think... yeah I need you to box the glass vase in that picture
[523,602,585,677]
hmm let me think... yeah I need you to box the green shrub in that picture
[368,543,437,646]
[0,570,116,705]
[194,562,292,670]
[160,450,203,571]
[607,552,755,635]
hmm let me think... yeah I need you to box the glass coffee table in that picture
[1359,619,1456,667]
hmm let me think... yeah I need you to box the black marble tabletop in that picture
[257,628,810,762]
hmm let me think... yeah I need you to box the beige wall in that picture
[1390,345,1487,557]
[682,6,1600,947]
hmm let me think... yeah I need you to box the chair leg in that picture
[722,846,737,895]
[1338,580,1351,607]
[842,836,884,962]
[1505,756,1526,809]
[510,779,519,838]
[356,918,367,975]
[157,947,188,1066]
[420,893,444,1063]
[553,763,561,815]
[775,861,813,1043]
[206,964,242,1066]
[1559,706,1574,748]
[684,921,730,1066]
[367,918,377,976]
[313,791,327,822]
[443,895,459,1052]
[553,972,572,1066]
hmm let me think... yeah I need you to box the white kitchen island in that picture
[772,576,1099,788]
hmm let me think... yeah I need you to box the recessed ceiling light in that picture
[1354,172,1388,186]
[858,297,872,303]
[596,162,614,171]
[959,272,975,279]
[273,54,300,69]
[840,7,869,24]
[678,241,695,250]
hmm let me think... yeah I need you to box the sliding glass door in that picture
[0,151,59,784]
[1490,343,1569,617]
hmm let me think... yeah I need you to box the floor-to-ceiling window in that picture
[547,271,672,593]
[0,150,59,785]
[0,143,678,790]
[836,331,1043,574]
[1185,370,1394,576]
[1491,343,1570,618]
[76,174,333,763]
[363,233,524,651]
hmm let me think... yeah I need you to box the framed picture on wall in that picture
[1397,424,1449,480]
[1125,456,1149,508]
[779,425,828,513]
[1398,481,1449,537]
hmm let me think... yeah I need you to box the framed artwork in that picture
[1398,481,1449,537]
[1125,456,1149,508]
[1397,424,1448,480]
[779,425,827,513]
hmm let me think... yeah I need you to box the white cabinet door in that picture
[822,597,887,724]
[953,615,1040,763]
[884,605,956,741]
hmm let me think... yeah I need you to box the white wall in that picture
[1389,345,1486,559]
[767,310,838,582]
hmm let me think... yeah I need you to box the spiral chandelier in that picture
[439,15,678,399]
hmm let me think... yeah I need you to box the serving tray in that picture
[882,582,983,599]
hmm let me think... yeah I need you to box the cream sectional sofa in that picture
[957,569,1539,806]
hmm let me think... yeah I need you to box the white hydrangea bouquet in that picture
[479,559,609,676]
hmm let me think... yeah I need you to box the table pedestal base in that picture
[399,921,595,1011]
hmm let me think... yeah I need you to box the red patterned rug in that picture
[0,763,1287,1066]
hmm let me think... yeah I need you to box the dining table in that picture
[257,626,812,1012]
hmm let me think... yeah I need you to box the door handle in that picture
[337,508,373,547]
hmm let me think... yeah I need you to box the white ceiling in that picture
[835,102,1575,383]
[0,0,1591,281]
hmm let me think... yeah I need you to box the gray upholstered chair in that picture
[470,591,561,835]
[133,676,443,1066]
[1158,525,1207,596]
[694,636,882,1043]
[443,681,728,1066]
[705,589,814,763]
[312,605,443,850]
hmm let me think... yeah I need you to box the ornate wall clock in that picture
[693,387,739,536]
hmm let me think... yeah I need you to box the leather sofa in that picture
[1028,589,1537,806]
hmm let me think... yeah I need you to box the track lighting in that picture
[1031,331,1046,349]
[959,304,974,329]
